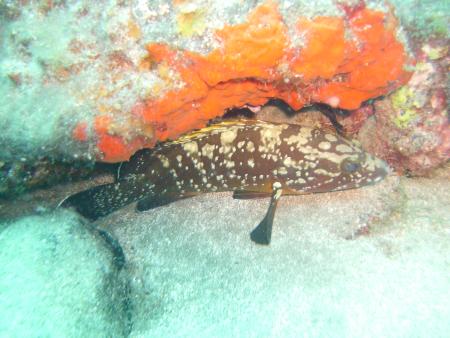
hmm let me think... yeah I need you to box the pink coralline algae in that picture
[358,41,449,176]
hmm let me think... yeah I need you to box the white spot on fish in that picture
[259,124,286,152]
[183,141,198,155]
[319,152,356,164]
[336,144,354,153]
[201,143,215,159]
[314,168,339,177]
[325,134,338,142]
[283,157,293,167]
[318,141,331,150]
[220,129,238,145]
[277,167,288,175]
[285,128,312,146]
[246,141,255,153]
[158,155,170,168]
[225,161,235,169]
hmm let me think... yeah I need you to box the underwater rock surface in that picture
[0,210,129,337]
[357,39,449,176]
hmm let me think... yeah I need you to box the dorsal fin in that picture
[167,120,251,145]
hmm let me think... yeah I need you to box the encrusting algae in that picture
[72,1,412,163]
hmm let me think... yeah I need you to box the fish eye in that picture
[341,159,361,173]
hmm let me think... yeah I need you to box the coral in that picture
[358,39,449,176]
[79,2,410,162]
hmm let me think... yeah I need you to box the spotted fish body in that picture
[62,120,389,236]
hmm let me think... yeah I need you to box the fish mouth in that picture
[366,153,390,176]
[378,157,392,177]
[362,156,391,185]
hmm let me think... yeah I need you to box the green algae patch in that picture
[390,86,419,129]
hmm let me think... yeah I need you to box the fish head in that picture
[294,135,390,194]
[333,149,390,190]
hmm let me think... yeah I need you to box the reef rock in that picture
[358,40,449,176]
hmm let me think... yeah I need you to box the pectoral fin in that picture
[250,182,283,245]
[233,190,272,200]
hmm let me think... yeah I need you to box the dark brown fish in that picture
[61,120,389,244]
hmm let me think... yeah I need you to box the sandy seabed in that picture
[0,166,449,337]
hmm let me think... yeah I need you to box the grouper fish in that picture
[61,120,389,245]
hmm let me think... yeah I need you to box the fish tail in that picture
[60,178,147,221]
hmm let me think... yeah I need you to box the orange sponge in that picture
[78,2,411,162]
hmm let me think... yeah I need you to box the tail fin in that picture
[59,179,143,221]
